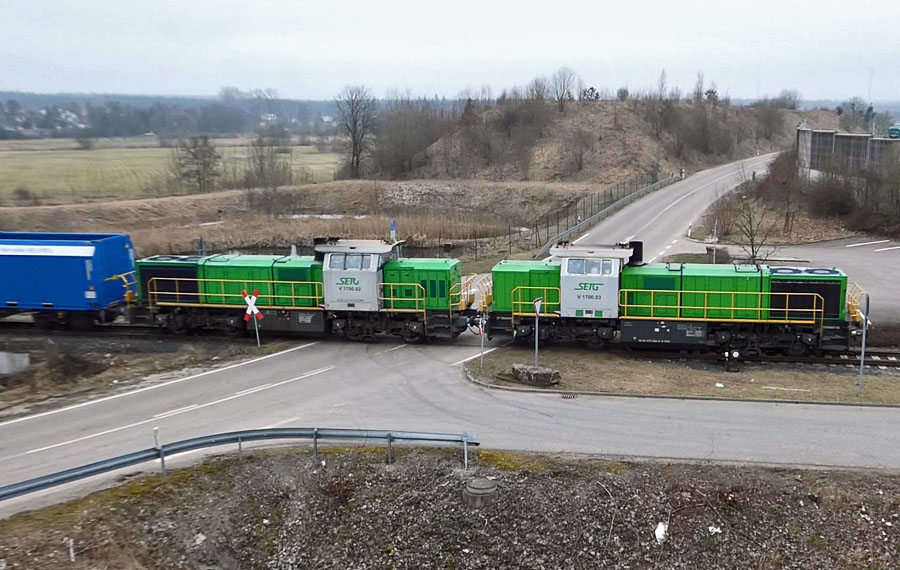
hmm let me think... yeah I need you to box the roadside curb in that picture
[682,235,864,248]
[463,367,900,409]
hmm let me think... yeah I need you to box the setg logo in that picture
[576,282,600,291]
[339,277,359,286]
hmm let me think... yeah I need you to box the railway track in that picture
[632,347,900,369]
[0,321,256,343]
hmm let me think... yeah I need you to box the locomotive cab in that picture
[551,244,633,319]
[315,239,402,312]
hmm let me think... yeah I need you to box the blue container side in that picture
[0,233,135,311]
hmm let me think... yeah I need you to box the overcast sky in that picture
[2,0,898,102]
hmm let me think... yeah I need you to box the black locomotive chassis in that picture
[145,305,473,342]
[488,313,851,355]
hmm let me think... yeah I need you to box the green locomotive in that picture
[486,242,861,356]
[134,239,472,342]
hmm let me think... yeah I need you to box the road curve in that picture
[575,153,776,259]
[2,337,898,516]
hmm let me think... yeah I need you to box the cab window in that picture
[345,254,362,270]
[329,253,345,269]
[568,259,585,275]
[360,254,372,270]
[585,260,602,275]
[601,259,613,276]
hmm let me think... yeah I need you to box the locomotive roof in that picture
[314,239,403,254]
[549,244,633,260]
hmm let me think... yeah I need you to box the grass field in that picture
[0,140,341,203]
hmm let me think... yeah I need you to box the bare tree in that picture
[692,71,705,105]
[734,194,777,264]
[565,129,594,172]
[335,85,377,178]
[526,76,549,101]
[174,136,220,193]
[657,69,667,101]
[551,67,577,112]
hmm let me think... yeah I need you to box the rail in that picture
[511,286,561,317]
[535,175,679,258]
[0,428,480,502]
[619,289,826,332]
[147,277,324,310]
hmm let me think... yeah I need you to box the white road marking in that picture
[234,383,272,396]
[17,367,334,458]
[0,342,320,428]
[452,348,498,366]
[379,345,407,354]
[624,235,635,243]
[261,416,303,429]
[153,404,198,419]
[846,240,888,248]
[648,256,657,263]
[665,245,672,250]
[671,239,678,244]
[572,233,589,244]
[658,251,666,257]
[874,246,900,252]
[632,169,742,236]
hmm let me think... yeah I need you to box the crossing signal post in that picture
[242,289,264,347]
[533,297,542,367]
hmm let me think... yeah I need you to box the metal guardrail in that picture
[0,427,480,502]
[535,175,679,258]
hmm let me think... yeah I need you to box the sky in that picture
[2,0,898,102]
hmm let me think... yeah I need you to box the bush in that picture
[805,175,855,217]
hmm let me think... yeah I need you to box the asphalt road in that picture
[573,153,776,261]
[3,335,900,517]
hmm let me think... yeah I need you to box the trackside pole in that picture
[534,297,542,367]
[253,314,261,347]
[858,294,870,393]
[480,317,485,368]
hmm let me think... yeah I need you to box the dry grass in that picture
[0,179,593,256]
[471,346,900,404]
[0,143,340,204]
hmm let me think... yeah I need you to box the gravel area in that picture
[1,449,898,569]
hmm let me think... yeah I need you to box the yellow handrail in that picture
[511,286,562,317]
[105,271,137,307]
[378,282,427,314]
[618,288,826,333]
[147,277,324,309]
[846,282,867,324]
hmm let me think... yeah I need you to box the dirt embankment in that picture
[1,450,898,569]
[0,180,604,255]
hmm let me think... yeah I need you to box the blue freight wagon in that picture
[0,232,135,328]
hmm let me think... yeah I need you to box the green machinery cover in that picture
[620,263,772,319]
[491,259,561,313]
[198,254,323,307]
[272,256,323,307]
[382,258,461,310]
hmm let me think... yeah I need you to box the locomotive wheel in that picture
[401,330,424,344]
[344,327,364,342]
[785,342,808,357]
[168,314,189,335]
[223,317,246,338]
